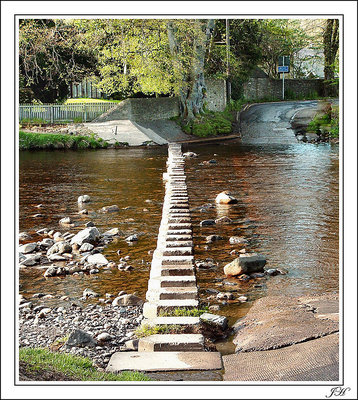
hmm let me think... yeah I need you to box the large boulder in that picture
[86,253,109,266]
[100,205,119,213]
[78,195,91,203]
[112,294,144,306]
[70,227,100,246]
[19,254,41,266]
[19,242,37,254]
[47,241,72,256]
[224,254,266,277]
[66,329,97,347]
[200,312,228,330]
[215,191,238,204]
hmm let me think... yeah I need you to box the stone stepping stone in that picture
[165,235,192,241]
[143,299,199,318]
[166,229,192,235]
[149,275,196,289]
[161,256,194,266]
[147,287,198,301]
[143,316,200,327]
[160,265,195,276]
[138,334,204,352]
[162,247,193,256]
[106,351,223,372]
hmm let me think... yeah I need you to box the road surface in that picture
[240,100,320,144]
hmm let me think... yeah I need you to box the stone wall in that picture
[94,78,227,122]
[243,78,325,100]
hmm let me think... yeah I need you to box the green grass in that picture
[181,110,234,138]
[159,307,209,317]
[64,98,122,104]
[19,131,108,150]
[307,104,339,139]
[134,324,184,338]
[19,347,151,381]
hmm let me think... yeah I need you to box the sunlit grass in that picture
[19,347,151,381]
[64,98,121,104]
[19,131,108,150]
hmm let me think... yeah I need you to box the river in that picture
[19,141,339,341]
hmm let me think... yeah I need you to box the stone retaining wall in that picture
[243,77,325,100]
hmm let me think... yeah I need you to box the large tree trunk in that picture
[323,19,339,97]
[168,19,215,120]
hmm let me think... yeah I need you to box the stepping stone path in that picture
[107,143,222,374]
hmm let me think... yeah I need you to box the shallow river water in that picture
[19,141,339,346]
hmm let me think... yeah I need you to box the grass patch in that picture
[181,110,234,138]
[134,324,184,338]
[19,131,108,150]
[19,347,151,381]
[307,103,339,138]
[159,307,209,317]
[64,98,122,104]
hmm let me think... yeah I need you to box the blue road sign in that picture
[278,66,289,73]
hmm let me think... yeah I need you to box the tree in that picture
[77,19,215,120]
[323,19,339,96]
[258,19,310,78]
[19,19,96,102]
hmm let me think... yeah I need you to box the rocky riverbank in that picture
[19,295,144,370]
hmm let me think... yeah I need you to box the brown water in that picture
[19,142,339,331]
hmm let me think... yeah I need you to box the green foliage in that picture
[307,104,339,138]
[19,347,151,381]
[19,131,108,150]
[134,324,183,338]
[19,19,97,102]
[181,110,233,137]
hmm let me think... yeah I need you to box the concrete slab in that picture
[143,316,200,327]
[106,352,223,372]
[138,334,204,352]
[162,247,193,256]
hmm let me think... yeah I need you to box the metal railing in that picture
[19,102,118,123]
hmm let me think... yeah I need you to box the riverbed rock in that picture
[229,236,248,245]
[215,191,238,204]
[100,205,120,213]
[79,243,94,253]
[265,268,280,276]
[200,219,216,227]
[97,332,113,342]
[183,151,198,158]
[48,254,67,261]
[19,232,32,241]
[125,234,138,242]
[79,209,88,215]
[70,227,100,246]
[217,292,235,300]
[78,195,91,204]
[215,216,233,224]
[66,329,97,348]
[20,254,41,266]
[47,241,72,256]
[87,253,109,266]
[59,217,71,225]
[103,228,121,236]
[112,294,144,306]
[83,288,100,298]
[44,266,58,278]
[19,242,37,254]
[200,312,228,330]
[206,235,224,244]
[38,238,55,249]
[224,255,267,277]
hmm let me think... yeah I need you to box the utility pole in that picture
[226,19,231,103]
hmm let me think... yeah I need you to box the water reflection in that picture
[19,142,339,323]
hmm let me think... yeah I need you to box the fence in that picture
[19,102,118,123]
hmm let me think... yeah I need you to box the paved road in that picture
[240,100,319,144]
